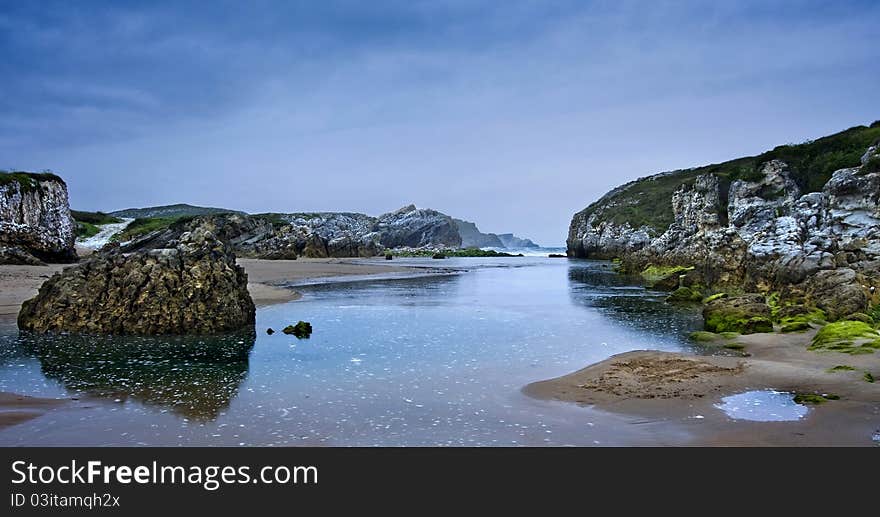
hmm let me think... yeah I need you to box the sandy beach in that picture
[0,257,431,317]
[525,329,880,446]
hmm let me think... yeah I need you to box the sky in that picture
[1,1,878,245]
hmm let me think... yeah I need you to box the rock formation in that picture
[454,219,504,248]
[0,172,76,263]
[121,205,464,258]
[567,122,880,320]
[18,226,255,334]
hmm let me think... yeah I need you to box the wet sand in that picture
[237,257,424,305]
[525,329,880,446]
[0,393,69,430]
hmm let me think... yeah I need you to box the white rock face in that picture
[0,173,76,262]
[568,143,880,289]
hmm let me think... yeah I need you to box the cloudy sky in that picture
[1,1,878,245]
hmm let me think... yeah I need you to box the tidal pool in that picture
[715,390,809,422]
[0,257,704,446]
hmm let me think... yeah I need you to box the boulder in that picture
[18,227,255,334]
[804,268,868,321]
[702,294,773,334]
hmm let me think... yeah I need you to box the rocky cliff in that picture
[567,121,880,319]
[121,204,462,258]
[0,172,76,263]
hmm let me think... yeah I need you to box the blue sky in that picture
[1,1,878,245]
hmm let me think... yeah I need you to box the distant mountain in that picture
[453,219,503,248]
[497,233,539,249]
[454,219,539,249]
[109,203,242,219]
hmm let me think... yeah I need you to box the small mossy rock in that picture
[640,265,694,291]
[844,312,874,324]
[283,321,312,339]
[689,331,720,342]
[780,321,812,333]
[432,253,446,259]
[666,286,702,303]
[385,253,393,260]
[702,294,772,334]
[809,321,879,353]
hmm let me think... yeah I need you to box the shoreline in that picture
[0,256,450,427]
[524,329,880,446]
[0,257,442,317]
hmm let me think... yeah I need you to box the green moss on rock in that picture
[844,312,874,325]
[793,393,839,404]
[666,286,703,303]
[689,331,720,342]
[702,293,727,304]
[640,265,694,290]
[827,365,855,373]
[809,321,879,354]
[780,321,812,333]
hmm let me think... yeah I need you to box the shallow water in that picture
[715,390,809,422]
[0,257,704,446]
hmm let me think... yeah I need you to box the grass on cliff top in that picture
[578,121,880,233]
[71,210,121,226]
[809,321,880,354]
[0,171,64,193]
[112,216,187,242]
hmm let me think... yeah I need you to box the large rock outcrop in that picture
[567,122,880,319]
[0,172,76,263]
[122,205,464,258]
[375,205,461,249]
[18,227,255,334]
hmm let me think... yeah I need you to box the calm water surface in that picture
[0,258,704,446]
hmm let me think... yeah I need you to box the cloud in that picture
[1,1,878,244]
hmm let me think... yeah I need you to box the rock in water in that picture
[17,227,255,334]
[0,172,76,262]
[282,321,312,338]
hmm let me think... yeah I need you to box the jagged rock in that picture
[0,246,46,265]
[0,172,76,262]
[702,294,773,334]
[18,227,255,334]
[803,268,868,321]
[375,205,461,249]
[120,204,467,259]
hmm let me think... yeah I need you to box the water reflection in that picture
[567,260,702,340]
[20,330,255,420]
